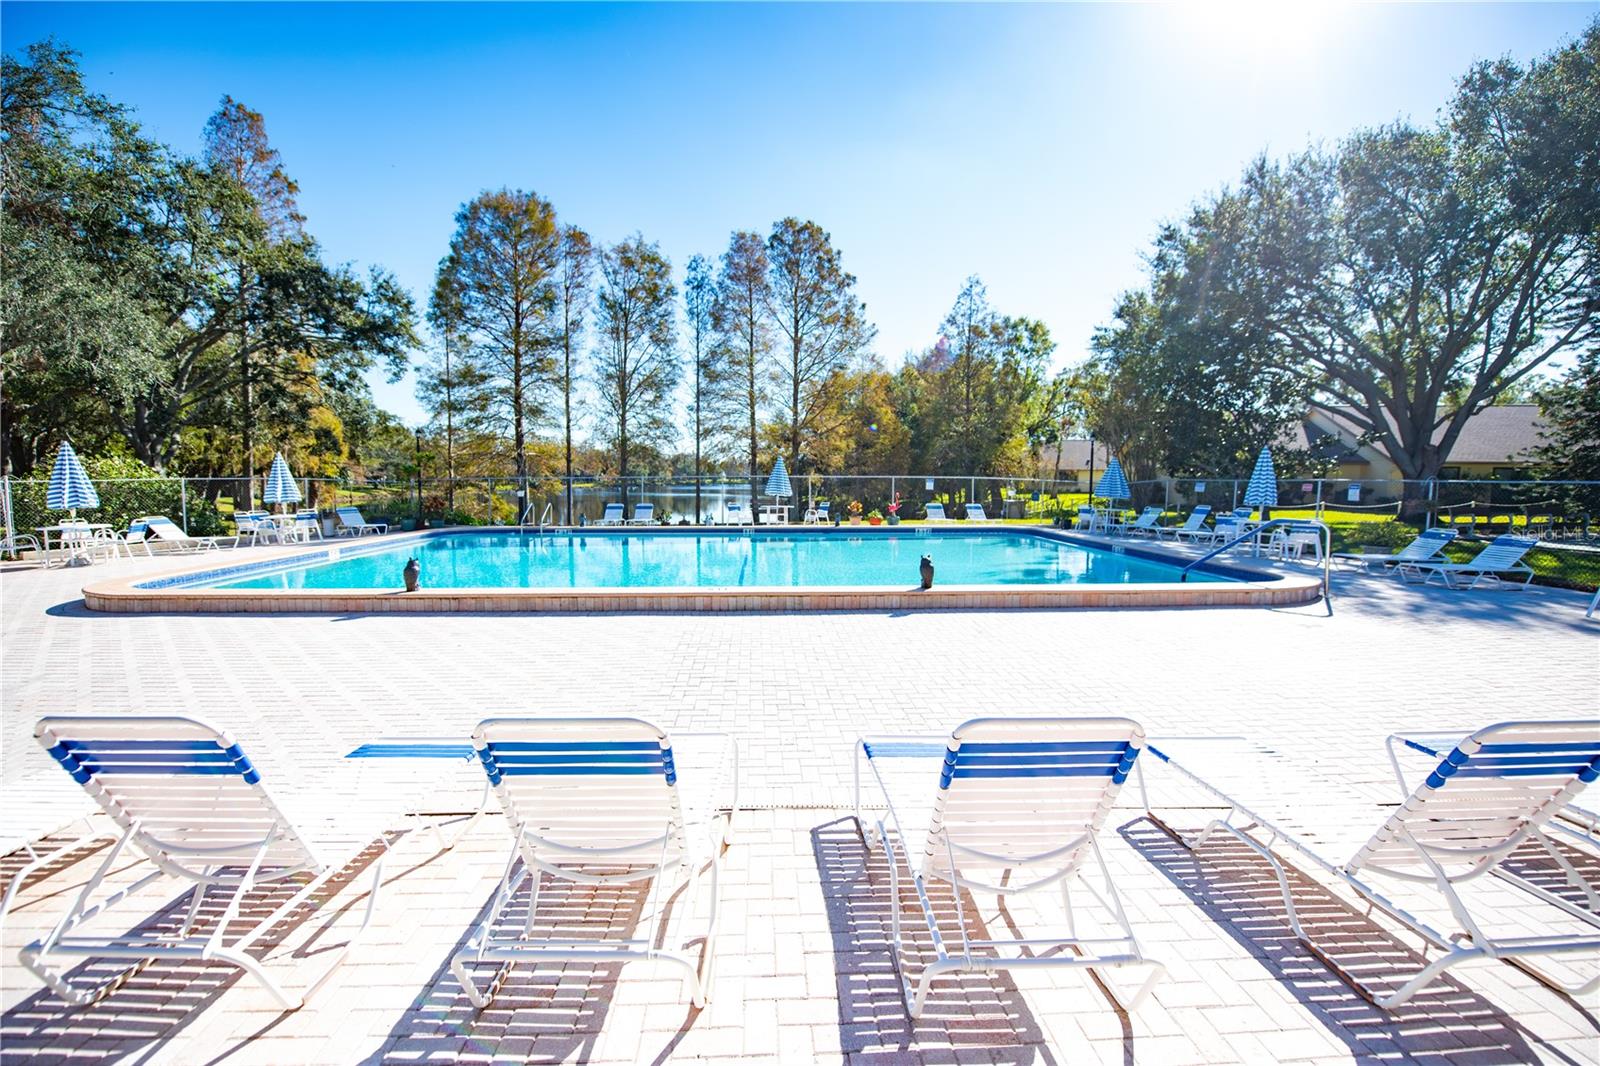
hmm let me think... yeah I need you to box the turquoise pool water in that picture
[203,530,1227,591]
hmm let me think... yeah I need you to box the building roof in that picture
[1311,404,1546,465]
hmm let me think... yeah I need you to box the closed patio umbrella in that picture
[46,441,99,519]
[263,452,303,513]
[1094,457,1131,528]
[1243,447,1278,520]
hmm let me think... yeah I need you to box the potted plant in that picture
[848,500,863,525]
[867,509,884,526]
[886,495,901,525]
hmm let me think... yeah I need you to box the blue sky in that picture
[4,2,1595,426]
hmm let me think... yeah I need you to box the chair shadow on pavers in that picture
[363,870,669,1065]
[1121,818,1580,1063]
[811,817,1064,1065]
[0,837,390,1065]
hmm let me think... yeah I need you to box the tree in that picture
[203,96,306,504]
[764,217,875,486]
[1213,25,1598,489]
[592,235,679,508]
[420,257,487,511]
[1536,352,1600,512]
[439,189,561,503]
[1,44,415,476]
[684,254,732,523]
[712,231,772,502]
[553,226,594,521]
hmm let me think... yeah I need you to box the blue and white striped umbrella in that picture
[1243,446,1278,510]
[262,451,302,507]
[765,456,792,499]
[46,441,99,514]
[1094,457,1131,501]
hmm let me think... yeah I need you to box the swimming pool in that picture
[206,529,1221,591]
[83,527,1322,613]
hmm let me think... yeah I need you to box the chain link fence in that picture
[5,472,1597,588]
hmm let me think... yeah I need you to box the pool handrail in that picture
[1180,517,1332,615]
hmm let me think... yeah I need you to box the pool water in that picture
[207,530,1225,591]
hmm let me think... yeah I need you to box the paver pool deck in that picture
[1,540,1596,1064]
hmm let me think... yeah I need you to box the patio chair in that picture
[452,717,738,1008]
[626,502,655,526]
[1332,528,1457,574]
[1266,521,1324,563]
[335,506,388,537]
[854,717,1166,1018]
[1075,506,1097,531]
[21,715,393,1010]
[233,510,272,545]
[140,515,233,553]
[293,509,323,541]
[725,500,752,526]
[2,525,42,560]
[1159,505,1212,541]
[803,501,831,525]
[594,502,625,526]
[925,502,949,522]
[964,503,992,522]
[1141,720,1600,1008]
[1397,533,1537,590]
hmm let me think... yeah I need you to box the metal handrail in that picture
[519,501,555,530]
[1179,518,1333,616]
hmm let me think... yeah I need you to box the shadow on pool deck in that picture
[811,816,1067,1065]
[0,837,392,1064]
[1121,816,1589,1064]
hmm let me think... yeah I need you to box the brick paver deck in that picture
[1,545,1596,1063]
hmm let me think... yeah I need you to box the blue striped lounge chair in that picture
[626,502,655,526]
[1333,528,1457,574]
[965,503,992,522]
[595,502,625,526]
[1161,505,1213,541]
[1144,720,1600,1008]
[453,717,739,1008]
[1397,533,1537,590]
[854,717,1165,1018]
[924,502,949,522]
[335,506,387,536]
[23,715,393,1010]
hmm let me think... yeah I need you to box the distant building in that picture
[1292,405,1546,482]
[1036,405,1546,482]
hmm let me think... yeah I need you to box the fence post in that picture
[180,478,188,530]
[487,478,495,525]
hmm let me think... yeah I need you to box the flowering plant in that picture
[848,500,863,515]
[886,494,901,516]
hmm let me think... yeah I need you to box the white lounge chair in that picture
[626,502,655,526]
[854,717,1166,1018]
[803,501,831,525]
[965,503,992,522]
[335,506,387,537]
[1333,528,1457,573]
[1397,533,1537,589]
[595,503,625,526]
[23,715,393,1010]
[452,717,738,1008]
[924,502,949,522]
[1118,507,1164,537]
[1160,505,1213,541]
[140,515,233,553]
[725,500,752,526]
[1142,721,1600,1008]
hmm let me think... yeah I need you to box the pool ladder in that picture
[519,502,555,531]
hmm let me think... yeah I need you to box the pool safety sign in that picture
[1348,484,1362,502]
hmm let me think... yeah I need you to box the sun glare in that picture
[1169,0,1349,54]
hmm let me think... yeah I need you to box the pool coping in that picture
[81,525,1324,613]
